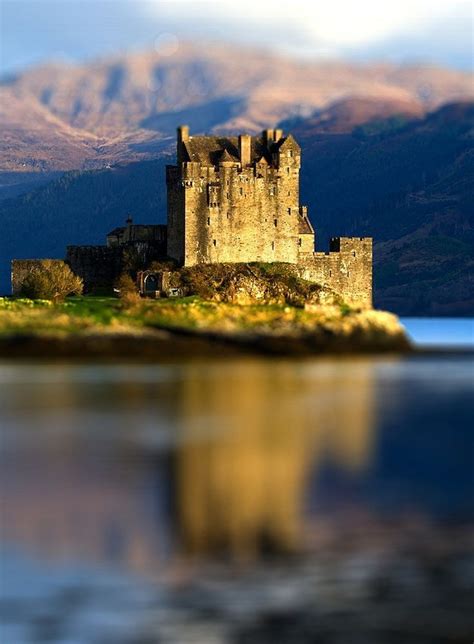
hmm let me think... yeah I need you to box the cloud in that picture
[144,0,473,66]
[1,0,472,72]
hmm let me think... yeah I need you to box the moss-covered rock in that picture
[148,262,341,307]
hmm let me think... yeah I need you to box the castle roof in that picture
[298,215,314,235]
[182,135,295,167]
[218,148,239,164]
[106,224,167,239]
[274,134,300,152]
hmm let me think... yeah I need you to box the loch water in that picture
[0,319,473,643]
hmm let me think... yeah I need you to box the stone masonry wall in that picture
[298,237,373,307]
[66,246,123,293]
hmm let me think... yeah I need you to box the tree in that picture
[19,260,83,302]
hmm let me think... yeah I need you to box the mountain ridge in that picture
[2,44,472,176]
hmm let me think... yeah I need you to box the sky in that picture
[1,0,473,72]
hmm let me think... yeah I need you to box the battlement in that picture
[329,236,372,252]
[299,236,373,307]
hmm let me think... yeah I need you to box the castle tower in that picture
[166,125,314,266]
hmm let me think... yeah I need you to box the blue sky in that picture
[1,0,472,72]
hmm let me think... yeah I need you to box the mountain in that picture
[1,43,472,183]
[2,100,472,314]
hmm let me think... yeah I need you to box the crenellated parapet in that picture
[298,237,373,308]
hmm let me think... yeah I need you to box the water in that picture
[0,321,473,643]
[401,317,474,348]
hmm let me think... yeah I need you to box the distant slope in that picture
[1,102,473,315]
[1,44,472,180]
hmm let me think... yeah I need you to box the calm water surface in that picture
[401,317,474,347]
[0,321,473,643]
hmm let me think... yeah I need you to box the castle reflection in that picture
[172,361,375,557]
[0,359,376,568]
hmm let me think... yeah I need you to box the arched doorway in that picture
[144,273,158,294]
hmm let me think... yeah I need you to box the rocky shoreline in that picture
[0,322,412,360]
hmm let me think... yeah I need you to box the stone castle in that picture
[165,126,372,305]
[13,126,373,306]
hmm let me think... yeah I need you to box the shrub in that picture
[19,260,83,302]
[115,273,141,306]
[340,302,352,317]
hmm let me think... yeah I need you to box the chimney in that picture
[274,128,283,142]
[238,134,251,166]
[177,125,189,163]
[263,129,275,146]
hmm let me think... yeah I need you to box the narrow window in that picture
[213,239,217,246]
[271,241,275,250]
[240,187,243,195]
[298,238,302,246]
[329,270,332,277]
[287,167,290,174]
[274,219,278,227]
[287,207,291,215]
[207,217,210,225]
[287,190,291,196]
[352,251,356,257]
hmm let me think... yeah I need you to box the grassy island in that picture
[0,295,411,359]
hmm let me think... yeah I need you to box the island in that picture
[5,126,410,358]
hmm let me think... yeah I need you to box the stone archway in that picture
[144,273,158,294]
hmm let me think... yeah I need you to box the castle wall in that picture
[166,165,186,263]
[299,233,316,259]
[298,237,373,307]
[66,246,123,293]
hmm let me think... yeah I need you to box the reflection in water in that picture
[173,361,374,556]
[0,356,473,643]
[1,360,376,564]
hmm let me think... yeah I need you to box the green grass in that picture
[0,295,409,352]
[0,294,339,336]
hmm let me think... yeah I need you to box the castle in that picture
[13,126,373,306]
[165,126,372,306]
